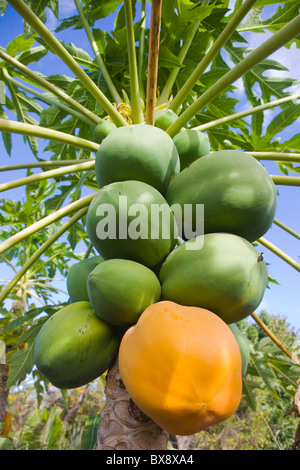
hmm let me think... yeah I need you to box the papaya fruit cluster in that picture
[34,110,276,435]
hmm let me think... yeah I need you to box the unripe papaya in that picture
[173,129,210,169]
[34,302,119,389]
[119,301,242,435]
[92,119,117,144]
[95,124,180,194]
[154,108,178,131]
[86,180,178,268]
[165,150,277,242]
[229,323,250,376]
[66,256,104,303]
[159,233,268,324]
[87,259,161,327]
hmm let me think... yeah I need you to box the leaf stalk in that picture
[166,14,300,137]
[168,0,258,114]
[73,0,122,104]
[0,118,99,153]
[0,192,95,255]
[0,207,88,304]
[0,160,95,193]
[6,0,128,127]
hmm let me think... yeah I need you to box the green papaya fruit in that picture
[154,108,178,131]
[159,233,268,324]
[92,119,117,144]
[87,258,161,327]
[95,124,180,194]
[86,180,178,268]
[173,129,210,169]
[66,256,104,303]
[66,256,104,302]
[228,323,250,376]
[34,301,119,389]
[165,150,277,242]
[0,437,14,450]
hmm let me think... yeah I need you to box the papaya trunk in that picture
[0,365,9,424]
[97,359,169,450]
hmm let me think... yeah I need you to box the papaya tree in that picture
[0,0,300,451]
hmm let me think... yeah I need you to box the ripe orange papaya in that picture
[34,301,119,389]
[159,233,268,324]
[87,258,161,327]
[95,124,180,194]
[119,301,242,435]
[166,149,277,242]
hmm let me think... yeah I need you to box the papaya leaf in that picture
[6,33,37,57]
[5,322,41,388]
[17,46,48,66]
[251,355,281,400]
[265,104,300,140]
[80,414,100,450]
[242,377,258,411]
[239,2,300,34]
[159,46,184,69]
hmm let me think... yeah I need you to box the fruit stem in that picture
[193,93,300,133]
[6,0,128,128]
[273,219,300,240]
[0,118,99,153]
[124,0,144,124]
[73,0,122,105]
[0,192,95,255]
[251,312,300,366]
[271,175,300,186]
[145,0,162,125]
[166,14,300,137]
[257,237,300,272]
[0,160,95,193]
[168,0,258,114]
[0,48,100,127]
[0,207,89,305]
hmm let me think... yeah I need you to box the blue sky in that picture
[0,3,299,330]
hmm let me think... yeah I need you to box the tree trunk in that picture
[0,364,9,424]
[97,359,169,450]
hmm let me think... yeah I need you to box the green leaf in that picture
[266,103,300,139]
[6,322,41,388]
[242,377,257,411]
[0,0,7,15]
[80,414,100,450]
[239,2,300,33]
[252,355,281,399]
[279,133,300,152]
[6,33,36,57]
[159,46,184,69]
